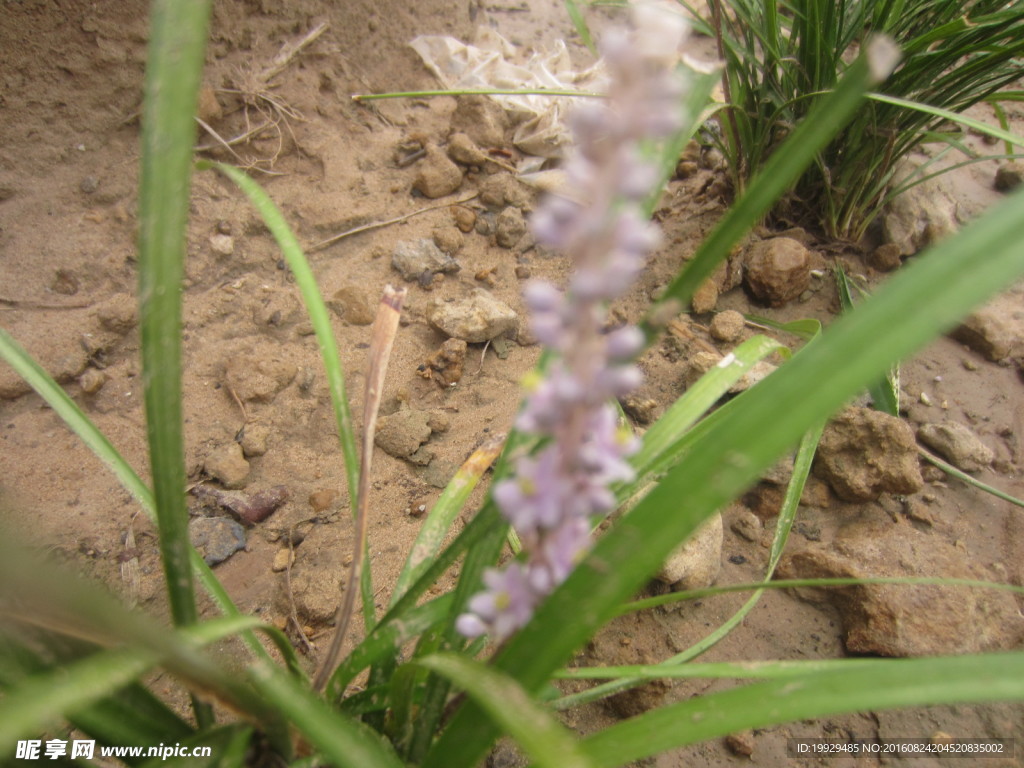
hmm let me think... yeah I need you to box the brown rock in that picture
[204,442,250,489]
[951,291,1024,362]
[95,293,137,334]
[418,337,468,386]
[412,145,463,199]
[451,95,510,149]
[478,172,531,211]
[655,512,723,589]
[725,730,756,757]
[690,277,719,313]
[432,226,465,255]
[330,283,376,326]
[777,521,1024,656]
[447,132,488,166]
[995,160,1024,192]
[375,408,433,461]
[869,242,902,272]
[744,237,811,307]
[451,205,476,233]
[813,407,923,502]
[309,488,340,513]
[709,309,745,343]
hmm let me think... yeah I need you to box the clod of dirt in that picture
[451,95,510,149]
[868,242,903,272]
[271,547,294,573]
[725,730,756,757]
[224,351,298,403]
[655,512,723,589]
[204,442,250,489]
[418,337,467,386]
[951,290,1024,362]
[309,488,340,514]
[239,423,270,457]
[451,205,477,233]
[447,132,488,166]
[478,172,532,212]
[621,394,658,425]
[432,226,465,255]
[427,289,519,343]
[917,421,994,473]
[375,407,433,462]
[280,524,344,625]
[189,516,247,566]
[78,368,107,395]
[882,160,959,257]
[0,312,93,399]
[743,237,811,307]
[94,293,137,334]
[495,206,526,248]
[709,309,745,343]
[412,145,463,199]
[391,238,461,282]
[730,509,762,542]
[777,520,1024,656]
[994,160,1024,192]
[813,407,923,502]
[690,275,719,313]
[329,283,376,326]
[604,678,671,719]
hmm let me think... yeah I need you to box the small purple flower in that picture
[458,1,690,642]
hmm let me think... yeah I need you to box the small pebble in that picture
[210,234,235,257]
[309,488,340,513]
[80,176,99,194]
[79,368,107,394]
[272,548,294,572]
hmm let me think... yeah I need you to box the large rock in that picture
[428,289,518,343]
[950,290,1024,362]
[917,422,994,473]
[814,407,923,502]
[882,160,959,256]
[743,237,810,307]
[777,521,1024,656]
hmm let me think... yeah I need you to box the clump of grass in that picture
[696,0,1024,240]
[2,2,1024,767]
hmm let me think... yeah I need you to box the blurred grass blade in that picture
[248,662,405,768]
[645,39,898,326]
[392,434,505,607]
[561,0,595,54]
[919,447,1024,509]
[578,653,1024,767]
[416,653,597,768]
[557,658,885,681]
[137,0,212,634]
[138,725,253,768]
[835,265,899,415]
[425,177,1024,768]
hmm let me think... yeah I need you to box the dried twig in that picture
[313,285,407,692]
[307,193,479,253]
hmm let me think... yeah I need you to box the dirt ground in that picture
[1,1,1022,766]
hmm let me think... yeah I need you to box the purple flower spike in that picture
[458,1,690,642]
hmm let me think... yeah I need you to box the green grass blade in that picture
[645,40,898,327]
[416,653,597,768]
[556,658,887,681]
[577,653,1024,767]
[424,172,1024,768]
[867,92,1024,149]
[137,0,212,635]
[561,0,596,55]
[201,161,372,630]
[247,662,405,768]
[834,266,899,415]
[391,436,504,608]
[920,448,1024,509]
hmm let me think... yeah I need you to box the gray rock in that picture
[428,289,519,343]
[743,237,810,307]
[882,160,959,256]
[412,145,463,199]
[189,516,246,565]
[204,442,250,489]
[951,291,1024,362]
[391,238,461,282]
[814,407,923,502]
[917,422,994,473]
[375,408,433,461]
[495,206,526,248]
[655,512,723,589]
[778,520,1024,656]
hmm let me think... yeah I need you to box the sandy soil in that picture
[1,1,1022,766]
